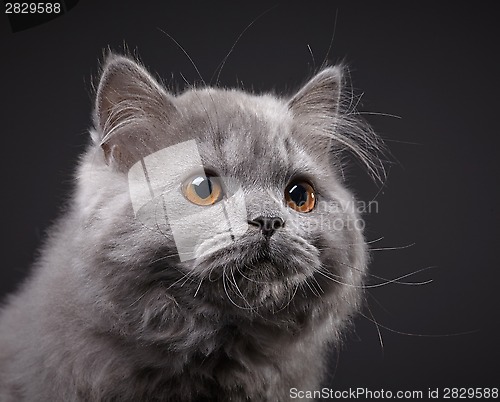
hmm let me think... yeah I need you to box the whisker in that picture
[179,272,195,287]
[236,266,266,284]
[178,72,191,87]
[303,276,322,298]
[157,28,205,85]
[315,268,351,287]
[316,263,434,289]
[366,303,384,356]
[357,111,402,119]
[128,290,148,308]
[336,261,436,287]
[164,268,197,290]
[366,291,392,315]
[319,8,339,69]
[369,242,415,252]
[306,44,316,70]
[222,267,251,311]
[211,5,278,86]
[320,237,385,249]
[380,138,423,146]
[365,237,385,245]
[274,282,300,313]
[358,311,480,338]
[193,278,204,298]
[230,268,252,310]
[365,267,435,288]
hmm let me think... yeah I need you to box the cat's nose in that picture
[248,216,284,238]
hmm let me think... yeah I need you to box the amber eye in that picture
[183,175,223,206]
[285,181,316,213]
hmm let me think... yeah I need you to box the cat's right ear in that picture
[94,54,178,168]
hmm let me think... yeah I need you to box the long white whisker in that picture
[222,267,250,310]
[157,28,205,85]
[211,5,278,86]
[303,276,322,297]
[319,8,339,69]
[230,268,252,310]
[275,282,300,313]
[369,242,415,252]
[358,311,480,338]
[336,261,436,286]
[306,44,316,70]
[366,303,384,355]
[357,111,402,119]
[193,278,204,298]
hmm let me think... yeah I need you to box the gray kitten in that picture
[0,54,381,401]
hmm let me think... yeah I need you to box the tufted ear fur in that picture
[289,66,342,119]
[288,67,342,157]
[289,66,385,181]
[94,54,178,169]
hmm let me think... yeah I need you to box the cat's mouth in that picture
[186,231,322,310]
[192,230,320,280]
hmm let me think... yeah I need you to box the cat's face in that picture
[79,55,370,329]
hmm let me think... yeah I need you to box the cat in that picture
[0,53,382,401]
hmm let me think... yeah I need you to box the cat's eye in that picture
[285,181,316,213]
[183,174,223,206]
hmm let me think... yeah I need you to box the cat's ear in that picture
[94,54,177,167]
[288,67,343,155]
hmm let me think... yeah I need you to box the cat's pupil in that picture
[192,176,213,199]
[288,184,308,206]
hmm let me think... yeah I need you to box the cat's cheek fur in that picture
[0,54,379,401]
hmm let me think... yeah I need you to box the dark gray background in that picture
[1,1,498,395]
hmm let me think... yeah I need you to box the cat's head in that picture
[77,54,381,339]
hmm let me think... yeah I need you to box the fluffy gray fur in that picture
[0,54,381,401]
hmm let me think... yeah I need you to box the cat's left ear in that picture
[288,67,343,155]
